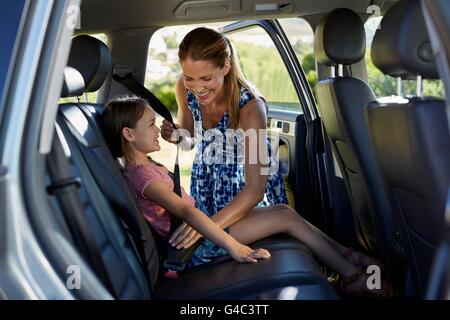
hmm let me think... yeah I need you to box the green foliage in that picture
[147,81,178,113]
[58,91,98,104]
[422,79,445,98]
[366,50,445,98]
[145,40,445,115]
[305,70,318,90]
[164,34,180,49]
[302,53,317,89]
[235,42,299,103]
[180,167,192,176]
[302,53,315,74]
[366,51,396,97]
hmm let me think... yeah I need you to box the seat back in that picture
[64,35,162,290]
[313,8,398,259]
[367,0,450,296]
[55,67,153,299]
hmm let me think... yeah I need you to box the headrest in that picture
[68,35,111,92]
[371,0,438,79]
[61,67,85,98]
[314,8,366,66]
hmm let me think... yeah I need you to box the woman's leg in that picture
[246,205,379,267]
[229,204,359,278]
[246,204,349,255]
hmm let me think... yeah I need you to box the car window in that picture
[227,22,302,113]
[146,23,230,193]
[278,18,316,91]
[365,16,445,98]
[0,0,27,121]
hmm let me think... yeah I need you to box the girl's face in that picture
[181,58,230,106]
[127,106,160,154]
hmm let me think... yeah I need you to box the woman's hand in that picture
[160,119,180,144]
[169,222,203,249]
[229,244,271,264]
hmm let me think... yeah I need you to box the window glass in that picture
[146,23,229,193]
[278,18,316,91]
[227,25,300,112]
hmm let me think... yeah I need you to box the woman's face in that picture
[128,106,161,153]
[181,58,230,106]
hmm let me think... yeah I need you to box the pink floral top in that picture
[123,161,195,238]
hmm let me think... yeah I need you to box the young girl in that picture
[102,95,392,297]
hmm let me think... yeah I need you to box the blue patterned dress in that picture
[187,86,288,267]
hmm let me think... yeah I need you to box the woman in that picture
[160,27,288,261]
[156,28,392,296]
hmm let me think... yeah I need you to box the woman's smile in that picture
[196,90,210,102]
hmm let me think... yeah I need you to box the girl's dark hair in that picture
[101,95,149,163]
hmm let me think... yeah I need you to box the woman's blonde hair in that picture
[178,27,261,128]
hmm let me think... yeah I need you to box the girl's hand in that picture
[160,119,180,144]
[169,222,203,249]
[229,244,271,264]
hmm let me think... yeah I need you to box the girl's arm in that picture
[143,180,270,263]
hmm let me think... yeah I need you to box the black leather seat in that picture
[313,9,399,262]
[366,0,450,297]
[55,35,339,299]
[57,67,156,299]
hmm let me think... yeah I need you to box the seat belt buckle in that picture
[163,259,186,272]
[47,176,82,195]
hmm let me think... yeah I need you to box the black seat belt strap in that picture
[47,126,117,297]
[58,111,153,289]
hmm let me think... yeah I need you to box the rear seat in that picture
[53,35,339,299]
[70,102,315,257]
[67,35,316,257]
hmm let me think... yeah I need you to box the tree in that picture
[366,50,445,98]
[146,79,178,113]
[302,53,317,89]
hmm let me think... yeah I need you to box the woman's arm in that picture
[210,98,269,229]
[143,180,269,263]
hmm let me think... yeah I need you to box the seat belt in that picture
[47,126,117,297]
[113,69,200,273]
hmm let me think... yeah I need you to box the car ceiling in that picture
[79,0,399,34]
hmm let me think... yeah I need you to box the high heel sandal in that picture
[343,247,385,270]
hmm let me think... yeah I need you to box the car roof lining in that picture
[78,0,399,34]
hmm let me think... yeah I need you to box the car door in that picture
[222,19,332,232]
[0,0,108,299]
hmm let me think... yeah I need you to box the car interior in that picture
[2,0,449,300]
